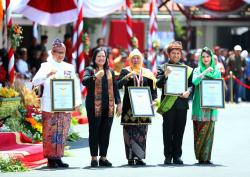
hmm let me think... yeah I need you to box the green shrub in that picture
[0,157,28,172]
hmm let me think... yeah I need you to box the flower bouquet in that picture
[8,24,23,50]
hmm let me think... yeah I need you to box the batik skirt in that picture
[123,125,148,160]
[42,111,71,159]
[193,120,215,161]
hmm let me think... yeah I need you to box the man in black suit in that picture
[156,41,193,165]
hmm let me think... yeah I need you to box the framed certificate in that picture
[51,79,75,112]
[128,87,154,117]
[164,64,187,96]
[200,79,225,108]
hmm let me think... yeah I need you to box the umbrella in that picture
[13,0,77,26]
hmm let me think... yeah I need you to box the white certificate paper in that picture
[200,79,225,108]
[128,87,154,117]
[165,65,187,95]
[51,79,75,111]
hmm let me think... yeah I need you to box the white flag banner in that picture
[243,0,250,3]
[13,0,124,26]
[172,0,209,6]
[83,0,124,18]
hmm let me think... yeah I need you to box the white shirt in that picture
[32,56,82,112]
[16,59,32,78]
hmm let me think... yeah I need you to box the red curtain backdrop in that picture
[202,0,245,12]
[108,20,145,52]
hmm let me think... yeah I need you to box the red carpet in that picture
[71,111,88,124]
[0,132,47,168]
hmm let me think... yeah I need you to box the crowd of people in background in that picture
[1,34,250,168]
[0,34,250,103]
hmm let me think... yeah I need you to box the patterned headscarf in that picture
[199,47,219,79]
[128,48,143,73]
[52,38,66,52]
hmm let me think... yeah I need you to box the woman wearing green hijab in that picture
[192,47,221,164]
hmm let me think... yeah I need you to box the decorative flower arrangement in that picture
[8,24,23,50]
[18,86,42,142]
[22,106,43,142]
[0,87,19,98]
[82,32,90,54]
[1,81,81,143]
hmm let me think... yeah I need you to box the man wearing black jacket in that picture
[156,41,193,165]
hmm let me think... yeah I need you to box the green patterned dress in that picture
[192,48,221,162]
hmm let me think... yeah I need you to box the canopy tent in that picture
[11,0,250,26]
[12,0,124,26]
[170,0,250,18]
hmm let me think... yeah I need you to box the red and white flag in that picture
[72,0,86,96]
[126,0,133,51]
[148,0,158,50]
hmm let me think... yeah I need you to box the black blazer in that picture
[82,66,121,118]
[156,62,193,110]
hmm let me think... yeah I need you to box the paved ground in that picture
[2,102,250,177]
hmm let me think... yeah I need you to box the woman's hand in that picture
[164,66,172,77]
[117,103,122,114]
[125,71,137,79]
[202,108,211,113]
[115,103,122,117]
[95,70,104,79]
[205,66,213,73]
[200,66,213,78]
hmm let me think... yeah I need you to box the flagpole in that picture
[6,0,15,85]
[73,0,86,96]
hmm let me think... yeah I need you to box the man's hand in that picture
[47,70,57,78]
[180,91,190,98]
[164,66,172,77]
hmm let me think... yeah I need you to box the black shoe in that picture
[205,160,213,164]
[199,160,213,165]
[198,160,205,164]
[164,157,172,165]
[99,159,112,167]
[128,159,135,166]
[91,160,98,167]
[47,159,58,168]
[173,157,183,165]
[135,159,146,166]
[55,158,69,168]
